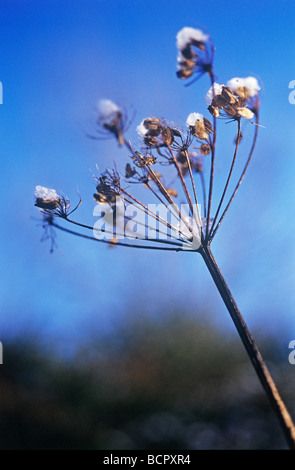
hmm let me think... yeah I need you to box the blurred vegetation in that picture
[0,312,293,449]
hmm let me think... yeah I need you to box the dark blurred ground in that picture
[0,312,293,450]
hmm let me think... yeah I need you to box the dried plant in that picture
[34,26,295,448]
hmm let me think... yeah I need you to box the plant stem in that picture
[199,244,295,450]
[206,72,217,238]
[209,112,259,242]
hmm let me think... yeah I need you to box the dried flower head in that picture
[35,25,261,252]
[227,76,261,114]
[97,99,121,125]
[200,143,211,156]
[176,27,209,51]
[95,99,126,146]
[137,117,176,148]
[186,112,204,127]
[176,26,214,82]
[186,112,213,140]
[137,117,163,146]
[205,82,224,106]
[35,185,81,218]
[31,27,295,455]
[205,81,258,121]
[227,76,260,99]
[35,186,61,210]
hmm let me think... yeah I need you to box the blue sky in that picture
[1,0,295,354]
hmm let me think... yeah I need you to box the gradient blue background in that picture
[1,0,295,355]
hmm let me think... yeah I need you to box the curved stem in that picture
[199,244,295,449]
[64,216,185,248]
[52,221,184,251]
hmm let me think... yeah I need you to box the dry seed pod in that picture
[161,127,174,146]
[203,118,213,134]
[237,107,254,119]
[167,188,178,197]
[193,120,209,140]
[94,192,113,204]
[144,135,159,147]
[221,86,237,104]
[125,163,137,179]
[177,68,194,79]
[34,186,61,210]
[208,105,220,118]
[143,118,163,133]
[177,149,188,164]
[200,143,211,156]
[145,155,157,165]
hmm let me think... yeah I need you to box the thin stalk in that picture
[183,148,203,226]
[206,72,217,238]
[64,216,185,248]
[199,244,295,450]
[119,188,189,243]
[167,144,199,223]
[146,164,197,237]
[208,118,241,239]
[144,181,185,233]
[124,133,198,237]
[52,222,183,251]
[209,112,259,241]
[199,170,207,217]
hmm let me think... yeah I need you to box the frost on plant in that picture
[33,25,295,450]
[35,26,261,251]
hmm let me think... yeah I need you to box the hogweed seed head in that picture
[34,24,261,253]
[200,143,211,156]
[176,27,209,51]
[97,99,121,126]
[176,26,213,82]
[205,82,225,106]
[227,76,260,99]
[206,80,260,121]
[186,112,204,127]
[137,117,176,148]
[136,120,148,139]
[96,99,126,145]
[186,113,212,141]
[34,185,80,218]
[35,186,60,210]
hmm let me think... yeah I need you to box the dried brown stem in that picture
[208,118,241,239]
[206,73,217,238]
[52,221,183,251]
[209,112,259,241]
[199,244,295,450]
